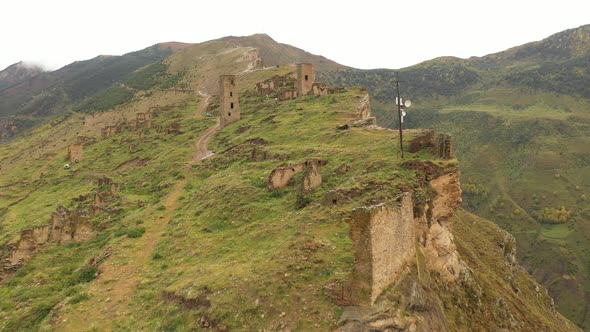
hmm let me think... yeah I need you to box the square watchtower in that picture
[297,63,314,97]
[219,75,240,128]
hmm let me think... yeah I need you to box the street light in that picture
[395,81,411,158]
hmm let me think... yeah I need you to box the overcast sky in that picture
[1,0,589,71]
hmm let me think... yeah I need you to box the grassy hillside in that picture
[0,37,576,330]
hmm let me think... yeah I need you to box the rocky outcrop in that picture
[357,94,372,119]
[351,117,376,128]
[419,169,466,283]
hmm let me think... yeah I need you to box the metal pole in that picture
[396,81,404,158]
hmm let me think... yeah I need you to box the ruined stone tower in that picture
[68,144,84,163]
[297,63,314,97]
[219,75,240,128]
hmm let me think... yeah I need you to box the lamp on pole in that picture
[395,81,411,158]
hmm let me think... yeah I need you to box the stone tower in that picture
[68,144,84,163]
[297,63,314,97]
[219,75,240,128]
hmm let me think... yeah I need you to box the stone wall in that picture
[69,143,84,163]
[220,75,240,128]
[6,205,96,267]
[408,130,435,153]
[267,158,327,191]
[348,193,415,305]
[435,133,453,159]
[255,75,297,97]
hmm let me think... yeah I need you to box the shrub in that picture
[127,227,146,238]
[77,266,98,283]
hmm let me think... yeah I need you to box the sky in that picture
[1,0,589,71]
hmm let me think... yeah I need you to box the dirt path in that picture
[54,94,219,331]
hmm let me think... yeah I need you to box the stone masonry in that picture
[267,158,327,191]
[220,75,240,128]
[297,63,315,97]
[436,133,453,159]
[69,143,84,163]
[348,193,415,305]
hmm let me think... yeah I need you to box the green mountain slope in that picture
[0,43,188,141]
[0,41,577,330]
[319,24,590,329]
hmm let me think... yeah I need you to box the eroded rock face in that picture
[357,94,372,119]
[430,170,462,223]
[302,162,322,192]
[420,169,466,283]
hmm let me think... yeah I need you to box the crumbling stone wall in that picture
[255,75,297,96]
[135,112,152,130]
[6,205,96,267]
[278,88,298,101]
[297,63,315,97]
[69,143,84,163]
[220,75,240,128]
[408,130,435,153]
[267,158,327,191]
[348,193,415,305]
[435,133,453,159]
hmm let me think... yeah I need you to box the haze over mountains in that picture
[0,23,589,330]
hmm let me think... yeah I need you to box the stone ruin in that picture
[68,143,84,163]
[326,162,466,306]
[100,111,155,139]
[254,63,341,101]
[93,177,121,210]
[297,63,315,96]
[220,75,240,128]
[435,133,453,159]
[267,158,327,192]
[2,205,96,274]
[407,129,453,159]
[349,194,415,305]
[135,112,153,130]
[255,75,297,99]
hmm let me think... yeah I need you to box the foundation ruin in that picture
[406,130,453,160]
[220,75,240,128]
[254,63,341,101]
[267,158,327,191]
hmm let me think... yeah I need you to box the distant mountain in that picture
[0,61,45,91]
[319,24,590,110]
[219,33,347,72]
[0,43,189,140]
